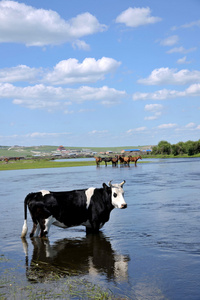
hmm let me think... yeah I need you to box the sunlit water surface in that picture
[0,158,200,299]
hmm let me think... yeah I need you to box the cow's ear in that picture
[103,183,108,189]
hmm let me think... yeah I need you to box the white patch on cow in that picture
[21,220,28,238]
[85,187,95,209]
[44,215,56,234]
[52,220,68,228]
[111,184,126,209]
[40,190,50,196]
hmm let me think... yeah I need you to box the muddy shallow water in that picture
[0,158,200,299]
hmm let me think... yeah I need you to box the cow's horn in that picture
[108,180,112,187]
[120,180,126,186]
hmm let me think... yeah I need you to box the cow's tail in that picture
[21,194,29,238]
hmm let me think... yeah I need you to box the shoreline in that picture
[0,155,199,171]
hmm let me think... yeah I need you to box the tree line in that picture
[152,140,200,156]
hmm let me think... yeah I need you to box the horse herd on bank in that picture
[94,155,142,167]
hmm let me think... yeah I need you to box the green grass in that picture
[0,159,96,171]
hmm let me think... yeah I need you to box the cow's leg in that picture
[86,221,100,234]
[35,223,40,237]
[30,222,38,238]
[86,227,100,234]
[38,218,46,237]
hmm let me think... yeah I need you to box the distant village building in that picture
[106,151,113,154]
[121,149,140,154]
[121,148,152,155]
[57,145,66,151]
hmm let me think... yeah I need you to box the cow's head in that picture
[108,180,127,209]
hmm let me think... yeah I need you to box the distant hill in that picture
[0,145,154,158]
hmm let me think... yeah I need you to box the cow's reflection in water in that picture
[22,232,129,283]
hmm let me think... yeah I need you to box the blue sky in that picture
[0,0,200,147]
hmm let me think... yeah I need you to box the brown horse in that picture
[123,156,131,166]
[118,156,124,165]
[129,155,142,166]
[117,156,130,166]
[94,156,102,166]
[111,156,118,167]
[102,157,112,166]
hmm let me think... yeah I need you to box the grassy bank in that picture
[0,159,96,171]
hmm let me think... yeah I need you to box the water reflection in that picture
[22,232,130,283]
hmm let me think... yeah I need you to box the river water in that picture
[0,158,200,299]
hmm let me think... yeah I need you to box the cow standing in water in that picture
[21,181,127,238]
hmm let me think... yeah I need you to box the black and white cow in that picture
[21,181,127,238]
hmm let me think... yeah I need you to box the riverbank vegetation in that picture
[152,140,200,156]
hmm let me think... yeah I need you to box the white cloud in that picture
[0,132,72,141]
[185,122,196,128]
[185,83,200,95]
[0,83,126,110]
[167,47,196,54]
[133,89,181,101]
[88,130,108,135]
[27,132,71,138]
[135,126,147,131]
[0,1,107,46]
[138,67,200,85]
[133,83,200,100]
[144,104,163,112]
[177,56,191,64]
[0,57,120,85]
[43,57,121,85]
[181,20,200,29]
[0,65,42,83]
[172,20,200,30]
[144,115,158,120]
[72,40,90,51]
[116,7,161,28]
[144,104,163,120]
[160,35,179,46]
[157,123,177,129]
[127,127,147,134]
